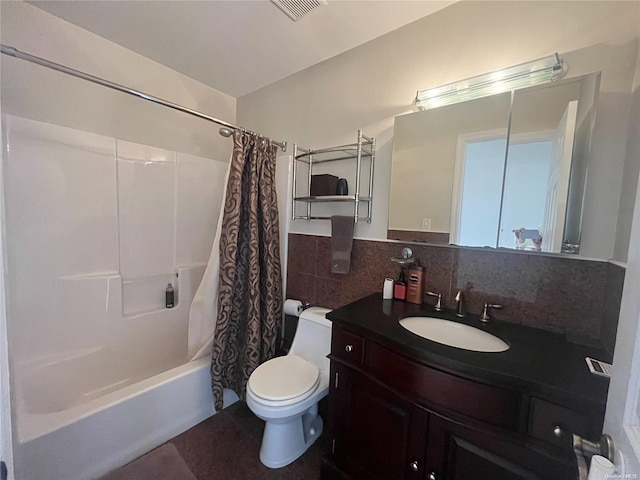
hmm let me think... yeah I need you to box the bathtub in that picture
[13,351,238,480]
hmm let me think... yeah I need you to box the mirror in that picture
[388,73,600,255]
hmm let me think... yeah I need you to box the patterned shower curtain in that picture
[210,129,283,411]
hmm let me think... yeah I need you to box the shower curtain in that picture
[210,130,283,410]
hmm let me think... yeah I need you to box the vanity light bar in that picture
[415,53,567,110]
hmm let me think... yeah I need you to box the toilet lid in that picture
[248,355,320,402]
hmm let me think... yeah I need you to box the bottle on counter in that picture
[406,263,425,305]
[394,269,406,300]
[166,283,175,308]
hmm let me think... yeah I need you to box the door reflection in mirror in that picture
[453,135,507,248]
[452,131,571,251]
[500,139,552,250]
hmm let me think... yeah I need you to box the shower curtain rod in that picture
[0,44,287,152]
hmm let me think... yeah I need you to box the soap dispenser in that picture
[406,262,425,305]
[394,269,406,300]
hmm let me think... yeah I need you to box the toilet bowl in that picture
[246,306,332,468]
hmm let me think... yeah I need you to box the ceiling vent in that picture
[271,0,328,22]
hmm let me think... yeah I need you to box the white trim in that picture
[620,291,640,467]
[510,129,555,145]
[451,128,557,248]
[609,259,628,269]
[0,112,15,478]
[451,128,507,245]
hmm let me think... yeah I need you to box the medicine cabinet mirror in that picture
[388,72,600,255]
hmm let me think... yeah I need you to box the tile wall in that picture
[286,234,624,351]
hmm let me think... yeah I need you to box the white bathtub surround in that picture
[188,158,232,361]
[3,116,229,480]
[4,116,227,364]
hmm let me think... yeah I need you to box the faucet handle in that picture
[455,290,465,318]
[425,291,443,311]
[480,303,503,323]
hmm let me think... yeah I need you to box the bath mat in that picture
[101,443,196,480]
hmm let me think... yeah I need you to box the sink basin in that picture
[399,317,510,352]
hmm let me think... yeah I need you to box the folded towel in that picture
[331,216,354,274]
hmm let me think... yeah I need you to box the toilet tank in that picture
[289,307,332,376]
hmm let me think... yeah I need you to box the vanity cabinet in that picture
[425,415,573,480]
[331,362,423,479]
[323,324,602,480]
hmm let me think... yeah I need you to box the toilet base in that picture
[259,404,324,469]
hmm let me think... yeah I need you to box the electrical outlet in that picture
[421,218,432,231]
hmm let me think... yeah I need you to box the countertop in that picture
[326,293,611,410]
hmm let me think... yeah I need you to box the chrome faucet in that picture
[480,303,503,323]
[425,291,443,311]
[455,290,465,317]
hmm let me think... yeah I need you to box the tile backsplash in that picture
[286,234,624,352]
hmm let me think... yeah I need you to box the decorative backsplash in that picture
[286,233,624,352]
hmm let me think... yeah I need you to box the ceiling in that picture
[27,0,455,98]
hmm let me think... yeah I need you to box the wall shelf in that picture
[293,195,372,203]
[292,130,375,223]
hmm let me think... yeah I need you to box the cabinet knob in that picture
[553,425,564,437]
[345,344,354,353]
[409,460,419,472]
[428,472,437,480]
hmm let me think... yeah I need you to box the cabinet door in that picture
[332,364,427,480]
[425,415,575,480]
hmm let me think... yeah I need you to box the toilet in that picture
[246,306,332,468]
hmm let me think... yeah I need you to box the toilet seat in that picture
[248,355,320,404]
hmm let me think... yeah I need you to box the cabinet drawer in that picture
[367,342,520,430]
[529,398,594,448]
[332,327,365,365]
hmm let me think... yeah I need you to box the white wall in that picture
[604,7,640,472]
[0,1,235,162]
[614,15,640,262]
[238,0,640,261]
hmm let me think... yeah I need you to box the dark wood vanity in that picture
[320,294,610,480]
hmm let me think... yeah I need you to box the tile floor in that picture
[164,400,330,479]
